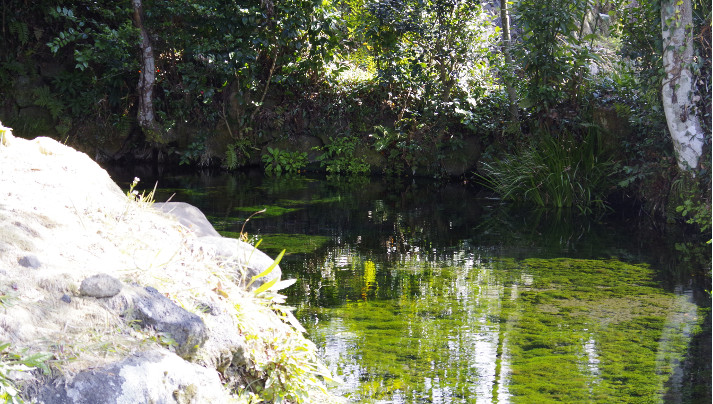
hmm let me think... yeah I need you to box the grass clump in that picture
[480,129,619,214]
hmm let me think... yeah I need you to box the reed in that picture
[480,128,618,214]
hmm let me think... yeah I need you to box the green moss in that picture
[218,230,331,255]
[258,233,331,255]
[302,257,704,403]
[276,196,344,206]
[233,205,301,217]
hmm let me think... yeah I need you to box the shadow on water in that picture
[107,167,711,403]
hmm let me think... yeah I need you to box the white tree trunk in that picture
[132,0,161,138]
[500,0,520,124]
[661,0,705,171]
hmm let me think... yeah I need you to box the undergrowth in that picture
[479,128,619,214]
[232,249,341,403]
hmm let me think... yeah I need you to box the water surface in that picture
[111,169,710,403]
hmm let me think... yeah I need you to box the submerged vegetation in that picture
[117,171,710,402]
[299,256,704,403]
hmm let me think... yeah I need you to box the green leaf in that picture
[246,249,285,289]
[253,277,278,295]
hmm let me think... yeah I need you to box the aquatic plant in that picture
[479,129,619,214]
[300,257,703,403]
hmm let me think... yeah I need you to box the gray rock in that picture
[60,294,71,303]
[80,274,122,298]
[192,236,281,289]
[18,254,41,269]
[132,287,207,359]
[18,106,54,132]
[153,202,282,289]
[153,202,221,237]
[441,136,482,176]
[35,350,230,404]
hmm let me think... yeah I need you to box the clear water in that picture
[111,169,711,403]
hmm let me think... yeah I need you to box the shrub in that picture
[262,147,308,176]
[316,136,370,176]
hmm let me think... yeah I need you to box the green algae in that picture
[232,205,301,217]
[276,196,344,206]
[256,233,331,255]
[300,257,704,403]
[217,231,331,255]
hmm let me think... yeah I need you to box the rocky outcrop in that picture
[155,202,282,289]
[36,350,231,404]
[153,202,221,238]
[131,286,207,359]
[0,124,306,403]
[188,236,282,289]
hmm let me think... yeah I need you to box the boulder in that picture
[35,350,230,404]
[131,286,208,359]
[154,201,282,289]
[80,274,122,298]
[191,236,282,289]
[154,202,221,237]
[441,136,481,176]
[18,254,41,269]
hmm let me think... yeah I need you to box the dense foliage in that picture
[0,0,710,223]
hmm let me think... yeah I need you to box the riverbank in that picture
[0,124,340,403]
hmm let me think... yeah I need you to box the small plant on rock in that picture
[232,250,340,403]
[0,342,51,404]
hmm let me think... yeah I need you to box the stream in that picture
[110,168,711,403]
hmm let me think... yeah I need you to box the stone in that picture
[34,350,231,403]
[18,254,41,269]
[12,76,37,108]
[191,236,282,289]
[18,106,54,133]
[132,287,207,359]
[441,136,481,176]
[80,274,122,298]
[153,202,221,237]
[60,294,71,304]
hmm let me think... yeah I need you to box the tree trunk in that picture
[500,0,520,125]
[661,0,705,171]
[132,0,161,140]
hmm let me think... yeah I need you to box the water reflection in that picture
[106,169,710,403]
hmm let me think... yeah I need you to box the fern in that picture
[225,146,238,170]
[32,86,64,120]
[8,21,29,46]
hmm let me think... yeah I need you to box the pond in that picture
[110,168,710,403]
